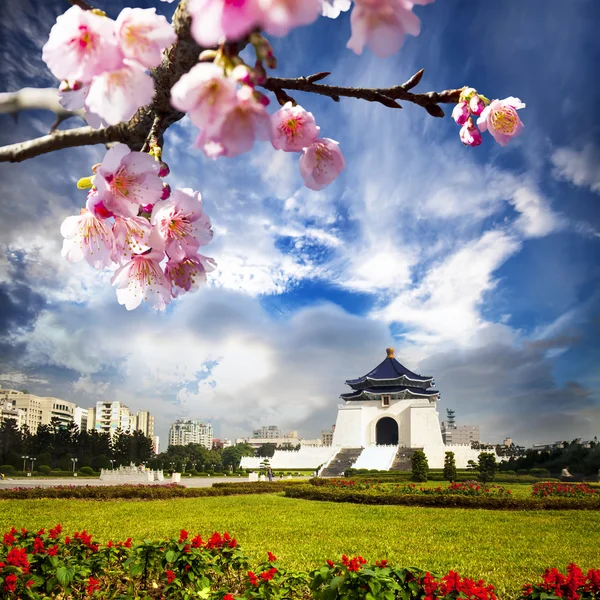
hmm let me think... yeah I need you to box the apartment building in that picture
[135,410,155,438]
[168,420,213,449]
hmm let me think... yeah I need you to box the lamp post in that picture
[21,455,29,472]
[71,457,78,474]
[30,458,36,473]
[109,459,115,470]
[170,461,175,473]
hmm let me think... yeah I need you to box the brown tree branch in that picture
[0,125,124,163]
[0,87,86,132]
[261,70,463,117]
[68,0,94,10]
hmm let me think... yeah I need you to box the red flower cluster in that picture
[86,576,100,595]
[6,547,30,572]
[439,570,497,600]
[341,554,367,572]
[267,551,277,562]
[48,524,62,539]
[165,569,177,584]
[3,573,17,593]
[33,536,45,554]
[375,559,388,568]
[532,482,598,498]
[205,531,237,550]
[223,595,235,600]
[3,527,17,546]
[326,559,335,568]
[179,529,189,542]
[523,563,600,600]
[248,571,259,586]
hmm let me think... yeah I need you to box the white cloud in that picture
[551,143,600,194]
[509,185,562,238]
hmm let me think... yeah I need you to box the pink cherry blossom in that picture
[115,8,177,69]
[58,82,107,129]
[86,188,114,219]
[86,59,154,126]
[347,0,434,58]
[112,216,152,263]
[271,102,320,152]
[111,249,171,311]
[151,188,213,261]
[477,97,526,147]
[42,6,123,83]
[459,118,482,147]
[322,0,352,19]
[299,137,346,191]
[170,63,238,132]
[258,0,322,36]
[468,94,485,116]
[452,101,470,125]
[95,143,163,218]
[195,87,271,158]
[188,0,264,47]
[165,253,217,297]
[60,208,114,270]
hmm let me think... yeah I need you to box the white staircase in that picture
[352,445,397,471]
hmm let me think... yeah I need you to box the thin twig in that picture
[261,70,463,117]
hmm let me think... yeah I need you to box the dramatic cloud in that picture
[551,144,600,194]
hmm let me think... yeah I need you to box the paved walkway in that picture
[0,477,254,489]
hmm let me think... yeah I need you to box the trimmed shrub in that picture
[37,465,52,475]
[529,468,551,478]
[517,469,528,476]
[443,451,457,482]
[0,465,14,474]
[284,484,600,510]
[411,450,429,482]
[478,453,498,483]
[79,466,95,476]
[502,470,516,476]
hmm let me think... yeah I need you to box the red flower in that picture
[86,576,100,595]
[6,547,30,572]
[260,568,277,581]
[191,535,204,548]
[65,536,71,545]
[3,574,17,593]
[223,595,235,600]
[26,579,34,589]
[183,544,191,553]
[47,544,59,556]
[124,538,132,548]
[179,529,189,543]
[326,560,335,568]
[248,571,259,586]
[48,524,62,539]
[268,552,277,562]
[165,570,176,584]
[3,528,16,546]
[423,572,439,597]
[33,536,46,554]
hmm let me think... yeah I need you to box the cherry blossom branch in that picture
[0,125,124,163]
[68,0,94,10]
[0,87,86,131]
[261,70,463,117]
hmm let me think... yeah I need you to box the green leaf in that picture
[165,550,178,563]
[330,576,344,590]
[55,566,75,587]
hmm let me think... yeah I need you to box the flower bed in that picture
[312,479,513,496]
[285,484,600,510]
[532,482,599,498]
[1,524,597,599]
[0,482,296,501]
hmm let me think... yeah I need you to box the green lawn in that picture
[1,494,598,598]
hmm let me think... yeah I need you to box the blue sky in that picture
[0,0,598,448]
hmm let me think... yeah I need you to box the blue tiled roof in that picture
[345,357,432,387]
[341,385,439,400]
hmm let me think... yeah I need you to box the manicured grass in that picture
[1,494,598,598]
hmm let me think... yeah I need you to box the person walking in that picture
[267,467,273,482]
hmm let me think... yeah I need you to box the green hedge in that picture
[285,484,600,510]
[0,482,295,501]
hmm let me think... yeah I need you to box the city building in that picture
[91,401,135,436]
[321,428,334,446]
[169,420,213,449]
[39,397,77,428]
[0,389,77,431]
[212,438,232,450]
[235,436,301,450]
[441,424,480,445]
[135,410,155,438]
[0,399,25,428]
[252,425,283,439]
[73,407,88,432]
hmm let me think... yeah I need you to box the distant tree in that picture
[222,443,255,470]
[478,452,498,483]
[0,419,22,464]
[277,442,300,451]
[255,443,277,458]
[411,450,429,482]
[466,460,478,471]
[443,451,457,482]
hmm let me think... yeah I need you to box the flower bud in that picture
[264,51,277,70]
[452,102,470,125]
[459,118,482,147]
[158,162,170,177]
[253,91,270,107]
[469,94,485,116]
[77,176,94,190]
[161,183,171,200]
[231,65,254,87]
[141,203,154,214]
[254,61,267,85]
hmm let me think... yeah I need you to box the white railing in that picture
[352,445,397,471]
[240,447,337,470]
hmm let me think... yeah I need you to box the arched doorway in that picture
[376,417,398,445]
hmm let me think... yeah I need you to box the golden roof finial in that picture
[386,347,395,358]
